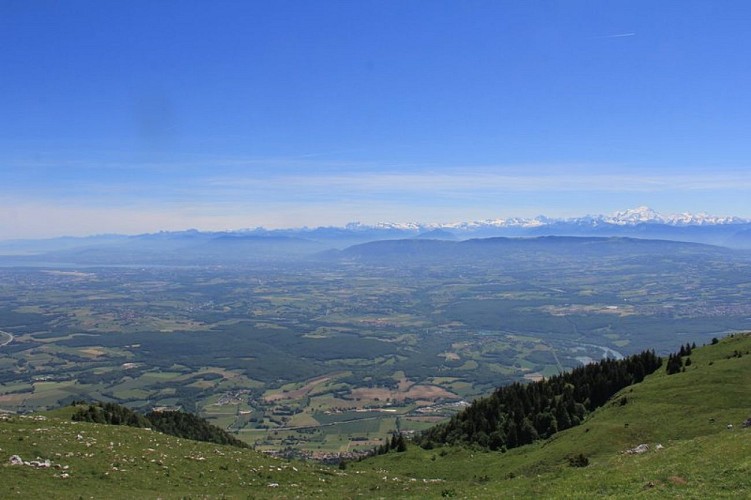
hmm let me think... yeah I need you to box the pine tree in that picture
[396,434,407,452]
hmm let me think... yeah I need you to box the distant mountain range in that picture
[341,206,751,249]
[1,207,750,265]
[348,206,749,232]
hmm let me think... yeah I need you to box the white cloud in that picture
[2,161,749,239]
[201,168,751,196]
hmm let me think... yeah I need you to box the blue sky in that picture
[2,1,750,238]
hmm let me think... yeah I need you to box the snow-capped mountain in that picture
[331,208,751,248]
[290,207,751,233]
[365,207,748,233]
[600,206,747,226]
[2,208,750,264]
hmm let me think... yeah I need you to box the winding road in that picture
[0,329,14,348]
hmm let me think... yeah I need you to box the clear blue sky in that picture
[2,1,750,238]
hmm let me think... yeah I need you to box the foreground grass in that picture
[0,411,455,498]
[1,334,749,498]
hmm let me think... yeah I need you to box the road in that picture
[0,329,14,348]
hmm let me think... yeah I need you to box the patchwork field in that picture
[2,243,751,455]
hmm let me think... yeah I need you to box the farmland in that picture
[1,240,751,455]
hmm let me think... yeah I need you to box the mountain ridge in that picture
[2,207,751,263]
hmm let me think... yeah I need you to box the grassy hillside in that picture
[354,333,751,497]
[1,334,749,498]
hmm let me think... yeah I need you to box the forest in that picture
[415,350,663,451]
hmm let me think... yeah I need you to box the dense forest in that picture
[71,401,248,448]
[415,350,662,451]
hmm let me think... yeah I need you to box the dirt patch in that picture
[265,375,334,402]
[350,387,392,401]
[668,476,687,485]
[351,384,456,403]
[396,378,414,392]
[0,393,28,404]
[524,372,544,382]
[404,384,456,400]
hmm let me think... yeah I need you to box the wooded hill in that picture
[416,350,662,450]
[70,401,248,448]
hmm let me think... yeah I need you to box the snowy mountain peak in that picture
[366,207,747,233]
[607,206,664,225]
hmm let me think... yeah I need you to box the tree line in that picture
[414,350,662,451]
[70,401,248,448]
[665,342,696,375]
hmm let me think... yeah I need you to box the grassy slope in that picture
[1,334,749,498]
[353,333,751,498]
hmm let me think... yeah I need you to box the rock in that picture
[625,444,650,454]
[9,455,23,465]
[28,459,52,468]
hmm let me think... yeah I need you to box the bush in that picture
[568,453,589,467]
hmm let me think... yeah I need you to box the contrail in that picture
[601,32,636,38]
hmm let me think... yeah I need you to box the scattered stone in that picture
[8,454,63,469]
[625,444,650,454]
[28,458,52,468]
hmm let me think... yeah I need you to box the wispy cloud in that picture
[2,158,749,238]
[5,159,750,204]
[597,32,636,39]
[201,168,751,197]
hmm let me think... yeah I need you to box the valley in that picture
[1,332,749,498]
[1,237,750,456]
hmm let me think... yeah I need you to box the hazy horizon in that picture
[3,2,750,239]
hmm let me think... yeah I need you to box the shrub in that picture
[568,453,589,467]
